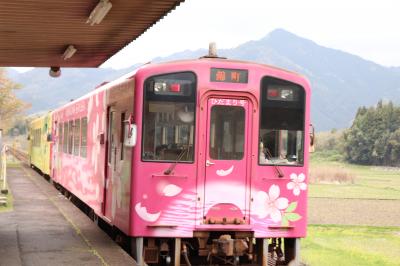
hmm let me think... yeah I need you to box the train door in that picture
[104,107,116,220]
[203,98,251,224]
[104,83,134,228]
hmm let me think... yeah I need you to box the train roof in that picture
[54,57,310,112]
[138,57,308,80]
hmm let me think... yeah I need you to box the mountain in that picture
[8,29,400,131]
[9,66,139,115]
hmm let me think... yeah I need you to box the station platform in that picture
[0,162,136,266]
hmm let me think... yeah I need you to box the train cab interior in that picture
[259,77,305,165]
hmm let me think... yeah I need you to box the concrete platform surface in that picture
[0,164,136,266]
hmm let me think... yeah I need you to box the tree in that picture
[0,68,27,130]
[344,101,400,166]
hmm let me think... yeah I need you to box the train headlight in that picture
[281,89,294,100]
[154,82,167,92]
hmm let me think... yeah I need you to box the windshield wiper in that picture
[164,147,189,175]
[265,148,284,178]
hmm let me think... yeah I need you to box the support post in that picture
[258,238,269,266]
[174,238,181,266]
[1,145,8,194]
[131,237,144,266]
[284,238,300,266]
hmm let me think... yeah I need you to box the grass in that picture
[309,159,400,200]
[303,154,400,265]
[301,225,400,266]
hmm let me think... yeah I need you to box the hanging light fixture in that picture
[62,45,77,60]
[86,0,113,26]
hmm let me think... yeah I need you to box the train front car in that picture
[131,57,311,266]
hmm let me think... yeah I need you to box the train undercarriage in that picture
[130,234,300,266]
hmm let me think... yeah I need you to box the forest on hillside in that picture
[317,101,400,167]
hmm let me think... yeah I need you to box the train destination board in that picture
[210,68,248,83]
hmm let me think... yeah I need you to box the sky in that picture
[13,0,400,72]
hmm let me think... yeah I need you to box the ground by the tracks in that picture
[0,163,136,266]
[308,197,400,227]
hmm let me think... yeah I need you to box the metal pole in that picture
[0,128,3,153]
[1,145,7,194]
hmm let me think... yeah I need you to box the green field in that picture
[302,155,400,265]
[302,225,400,266]
[309,159,400,200]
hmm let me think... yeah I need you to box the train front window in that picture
[142,72,196,162]
[259,77,305,165]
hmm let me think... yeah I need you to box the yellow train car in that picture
[28,112,52,175]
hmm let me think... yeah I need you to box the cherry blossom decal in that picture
[254,185,289,222]
[287,173,307,196]
[216,165,234,177]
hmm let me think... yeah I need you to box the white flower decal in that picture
[287,173,307,196]
[254,185,288,222]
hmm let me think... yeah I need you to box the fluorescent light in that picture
[87,0,112,26]
[63,45,77,60]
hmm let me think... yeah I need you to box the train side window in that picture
[259,77,305,166]
[81,117,87,158]
[68,120,73,154]
[73,118,80,156]
[63,122,68,153]
[39,128,41,146]
[58,123,63,149]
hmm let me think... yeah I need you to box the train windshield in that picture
[259,77,305,166]
[142,72,196,162]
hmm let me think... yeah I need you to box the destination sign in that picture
[210,68,248,83]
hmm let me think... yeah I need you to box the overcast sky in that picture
[102,0,400,69]
[13,0,400,72]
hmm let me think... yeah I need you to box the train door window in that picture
[73,118,80,156]
[63,122,68,153]
[33,129,37,146]
[108,110,115,164]
[209,106,245,160]
[142,72,196,162]
[120,112,125,160]
[259,77,305,165]
[80,117,87,158]
[38,129,41,146]
[68,120,73,154]
[58,123,63,149]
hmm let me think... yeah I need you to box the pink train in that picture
[31,52,312,265]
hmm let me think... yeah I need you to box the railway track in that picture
[7,147,29,164]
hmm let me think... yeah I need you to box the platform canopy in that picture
[0,0,185,67]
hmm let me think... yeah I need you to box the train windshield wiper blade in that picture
[163,147,188,175]
[265,149,284,178]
